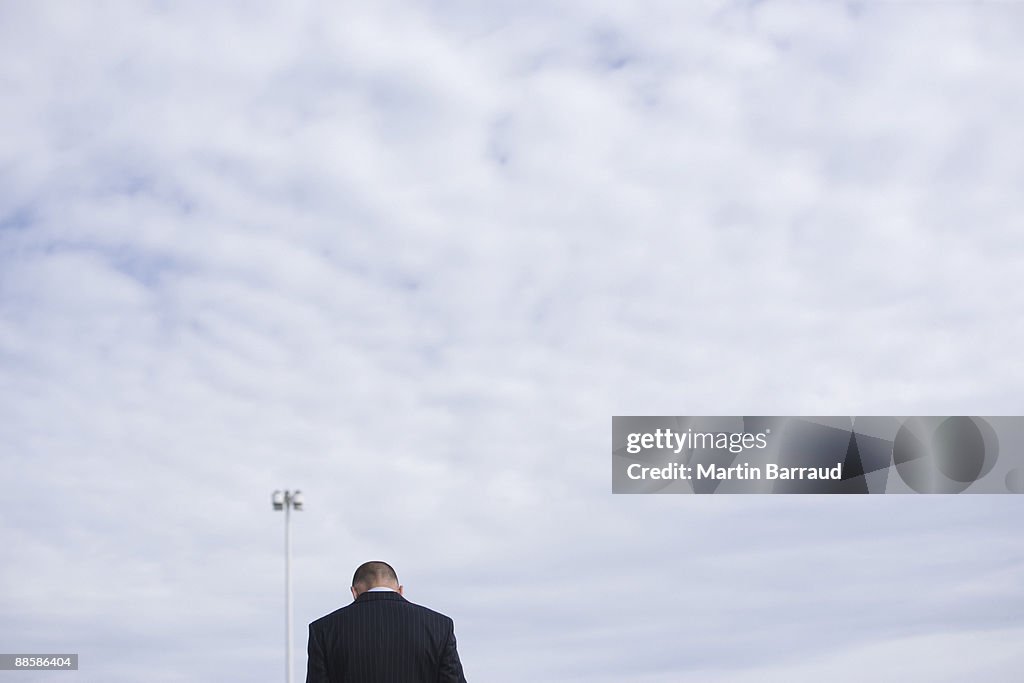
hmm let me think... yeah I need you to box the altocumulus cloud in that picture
[1,1,1023,681]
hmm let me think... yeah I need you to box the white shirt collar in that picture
[366,586,397,592]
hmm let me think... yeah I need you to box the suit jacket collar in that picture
[354,590,406,603]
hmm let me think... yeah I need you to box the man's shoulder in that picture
[400,598,455,625]
[310,596,454,630]
[309,604,350,629]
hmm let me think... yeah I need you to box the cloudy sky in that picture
[2,1,1023,681]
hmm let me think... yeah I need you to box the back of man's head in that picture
[351,561,400,595]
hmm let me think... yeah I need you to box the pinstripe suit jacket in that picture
[306,590,467,683]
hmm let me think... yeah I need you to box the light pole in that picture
[272,489,303,683]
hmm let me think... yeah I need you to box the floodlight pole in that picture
[273,490,303,683]
[285,494,292,683]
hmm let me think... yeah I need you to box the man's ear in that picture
[397,585,404,596]
[351,587,359,601]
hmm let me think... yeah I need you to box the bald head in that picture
[351,561,402,597]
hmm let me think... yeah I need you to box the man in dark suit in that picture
[306,561,468,683]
